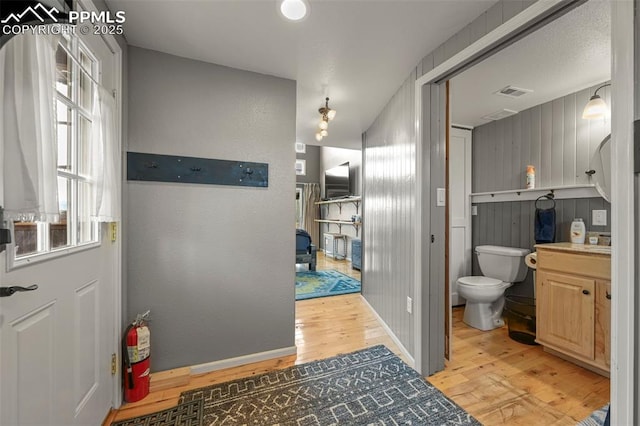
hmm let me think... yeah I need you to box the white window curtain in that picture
[1,33,60,222]
[91,85,120,222]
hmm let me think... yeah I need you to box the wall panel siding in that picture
[364,0,579,369]
[473,83,611,193]
[363,72,416,354]
[471,85,612,298]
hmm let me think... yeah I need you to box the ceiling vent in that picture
[494,85,533,98]
[481,109,518,121]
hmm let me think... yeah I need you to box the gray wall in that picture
[296,144,320,184]
[363,72,417,355]
[126,47,296,371]
[471,84,612,297]
[318,147,362,257]
[473,198,611,297]
[363,0,540,372]
[472,83,611,193]
[320,146,362,198]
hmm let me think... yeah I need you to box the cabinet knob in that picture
[606,291,612,300]
[582,289,590,295]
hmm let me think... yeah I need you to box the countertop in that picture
[534,242,611,256]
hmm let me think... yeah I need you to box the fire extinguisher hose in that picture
[122,324,135,390]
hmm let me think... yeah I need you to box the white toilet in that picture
[457,245,530,331]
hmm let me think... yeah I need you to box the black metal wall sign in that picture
[127,152,269,188]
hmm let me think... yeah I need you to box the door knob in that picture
[0,285,38,297]
[606,291,612,300]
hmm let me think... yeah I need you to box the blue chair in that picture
[296,229,317,271]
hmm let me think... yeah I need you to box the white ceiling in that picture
[451,0,611,128]
[105,0,495,149]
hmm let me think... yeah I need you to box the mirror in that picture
[589,134,611,202]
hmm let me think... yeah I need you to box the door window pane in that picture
[50,177,69,249]
[79,50,93,111]
[55,45,71,98]
[56,100,72,171]
[14,222,38,256]
[77,181,93,244]
[78,115,91,177]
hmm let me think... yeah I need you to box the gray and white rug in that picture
[179,345,480,425]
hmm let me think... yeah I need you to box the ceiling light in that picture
[279,0,308,21]
[314,97,336,140]
[583,83,611,119]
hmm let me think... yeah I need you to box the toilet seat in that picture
[457,276,503,287]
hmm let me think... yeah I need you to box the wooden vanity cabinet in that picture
[535,246,611,375]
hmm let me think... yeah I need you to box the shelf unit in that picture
[315,196,362,237]
[470,184,601,204]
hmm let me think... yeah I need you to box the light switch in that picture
[472,205,478,216]
[436,188,446,207]
[592,210,607,226]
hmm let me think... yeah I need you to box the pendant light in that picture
[315,97,336,141]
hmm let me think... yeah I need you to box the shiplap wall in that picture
[473,83,611,192]
[472,197,611,297]
[363,71,417,355]
[471,84,612,296]
[363,0,543,372]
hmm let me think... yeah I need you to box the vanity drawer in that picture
[537,250,610,280]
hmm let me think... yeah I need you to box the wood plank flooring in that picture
[108,253,608,425]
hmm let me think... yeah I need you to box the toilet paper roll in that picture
[525,252,537,269]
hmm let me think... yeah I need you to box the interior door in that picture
[449,127,472,306]
[0,29,119,425]
[0,240,115,425]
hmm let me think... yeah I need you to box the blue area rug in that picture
[295,269,361,300]
[179,345,481,425]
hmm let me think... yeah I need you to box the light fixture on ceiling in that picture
[582,83,611,119]
[279,0,309,21]
[315,97,336,142]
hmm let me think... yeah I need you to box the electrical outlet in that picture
[592,210,607,226]
[406,296,412,314]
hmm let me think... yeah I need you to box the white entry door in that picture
[0,23,120,425]
[449,127,472,306]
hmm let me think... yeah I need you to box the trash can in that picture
[504,296,538,345]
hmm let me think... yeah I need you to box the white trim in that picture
[190,346,297,376]
[76,0,125,411]
[8,238,101,271]
[610,1,635,424]
[359,295,415,368]
[416,0,564,87]
[470,185,601,204]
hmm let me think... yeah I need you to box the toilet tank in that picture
[475,245,530,283]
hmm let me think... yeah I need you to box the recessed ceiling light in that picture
[279,0,309,21]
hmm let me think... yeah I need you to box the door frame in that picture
[413,0,635,423]
[78,0,125,410]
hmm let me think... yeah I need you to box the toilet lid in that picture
[458,276,503,287]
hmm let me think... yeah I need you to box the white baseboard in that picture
[359,295,415,367]
[190,346,297,375]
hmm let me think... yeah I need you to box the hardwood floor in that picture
[108,255,609,425]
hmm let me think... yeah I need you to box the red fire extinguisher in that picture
[123,311,151,403]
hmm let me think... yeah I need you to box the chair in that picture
[296,229,317,271]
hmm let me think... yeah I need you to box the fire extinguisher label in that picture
[137,326,150,360]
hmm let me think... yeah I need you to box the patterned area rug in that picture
[111,399,203,426]
[295,269,361,300]
[179,345,480,425]
[577,404,610,426]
